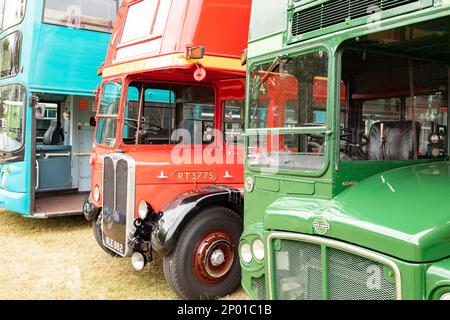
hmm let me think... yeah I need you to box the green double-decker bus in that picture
[240,0,450,300]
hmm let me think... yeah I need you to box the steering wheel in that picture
[340,129,369,159]
[340,128,353,142]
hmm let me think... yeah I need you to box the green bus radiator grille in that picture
[292,0,419,37]
[273,239,397,300]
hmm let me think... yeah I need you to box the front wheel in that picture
[163,206,242,300]
[92,214,119,257]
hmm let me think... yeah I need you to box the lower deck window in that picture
[247,51,329,171]
[123,82,215,146]
[248,132,325,171]
[0,84,25,152]
[340,25,449,162]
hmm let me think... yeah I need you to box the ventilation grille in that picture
[274,241,323,300]
[252,276,267,300]
[273,239,398,300]
[292,0,420,37]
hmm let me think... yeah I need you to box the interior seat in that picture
[367,121,421,160]
[43,120,63,145]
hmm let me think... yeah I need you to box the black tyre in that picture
[92,214,119,257]
[163,206,242,300]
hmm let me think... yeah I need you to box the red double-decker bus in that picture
[83,0,251,299]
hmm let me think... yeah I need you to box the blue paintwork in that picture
[0,0,116,216]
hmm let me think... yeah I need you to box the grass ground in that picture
[0,210,247,300]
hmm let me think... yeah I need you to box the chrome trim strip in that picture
[266,232,402,300]
[101,153,136,257]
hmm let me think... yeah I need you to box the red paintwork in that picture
[91,0,251,215]
[104,0,251,72]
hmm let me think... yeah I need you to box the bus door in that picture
[32,94,96,217]
[72,96,96,192]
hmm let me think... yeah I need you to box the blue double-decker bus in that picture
[0,0,118,217]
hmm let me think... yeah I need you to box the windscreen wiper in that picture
[252,55,289,92]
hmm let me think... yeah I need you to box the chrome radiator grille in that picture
[271,237,399,300]
[101,154,136,257]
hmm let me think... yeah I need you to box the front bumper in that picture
[0,188,30,216]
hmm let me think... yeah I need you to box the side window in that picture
[96,118,117,147]
[43,0,118,33]
[123,86,140,144]
[0,0,26,32]
[96,82,122,147]
[0,32,21,79]
[0,84,26,152]
[224,100,244,145]
[180,86,215,144]
[340,47,448,161]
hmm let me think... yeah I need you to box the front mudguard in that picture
[83,194,99,221]
[151,186,243,256]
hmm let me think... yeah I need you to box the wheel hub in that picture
[210,249,226,267]
[193,229,236,285]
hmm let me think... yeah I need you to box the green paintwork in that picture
[241,0,450,300]
[265,161,450,262]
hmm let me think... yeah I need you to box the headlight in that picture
[245,177,254,192]
[252,239,265,261]
[440,292,450,300]
[93,185,100,202]
[240,242,252,264]
[138,201,149,220]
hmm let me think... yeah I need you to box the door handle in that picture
[35,160,39,190]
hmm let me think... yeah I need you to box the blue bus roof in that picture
[0,0,118,97]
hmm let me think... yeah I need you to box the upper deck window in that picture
[43,0,118,33]
[0,32,21,79]
[120,0,172,43]
[0,0,25,32]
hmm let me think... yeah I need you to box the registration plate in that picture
[102,206,127,256]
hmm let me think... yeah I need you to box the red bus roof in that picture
[102,0,251,80]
